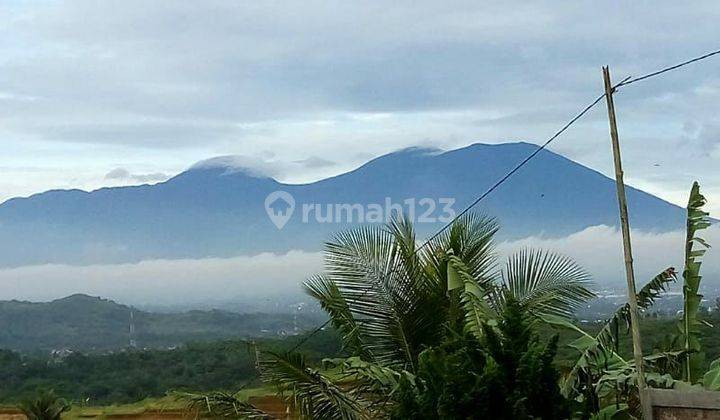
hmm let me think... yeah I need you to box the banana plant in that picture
[549,182,713,417]
[680,181,712,383]
[543,268,677,400]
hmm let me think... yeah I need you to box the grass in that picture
[63,396,182,418]
[60,387,278,419]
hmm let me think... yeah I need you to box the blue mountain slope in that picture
[0,142,685,267]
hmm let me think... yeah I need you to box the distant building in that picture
[49,348,74,363]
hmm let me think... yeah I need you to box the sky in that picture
[1,1,719,214]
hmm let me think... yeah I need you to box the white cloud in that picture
[104,167,168,183]
[0,225,716,307]
[497,225,720,292]
[0,251,323,306]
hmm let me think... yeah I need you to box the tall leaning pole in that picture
[602,66,650,418]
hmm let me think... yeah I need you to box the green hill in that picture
[0,294,323,353]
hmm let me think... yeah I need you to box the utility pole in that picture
[129,310,137,349]
[602,66,649,418]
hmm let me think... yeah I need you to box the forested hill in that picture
[0,294,322,353]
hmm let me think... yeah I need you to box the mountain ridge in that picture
[0,142,686,267]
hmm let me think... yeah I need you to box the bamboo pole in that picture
[602,66,650,418]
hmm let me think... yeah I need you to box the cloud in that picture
[692,122,720,156]
[189,154,338,181]
[294,156,336,169]
[0,225,716,308]
[104,168,131,179]
[0,251,323,307]
[104,167,168,183]
[190,155,280,178]
[497,224,720,293]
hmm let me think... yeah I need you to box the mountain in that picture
[0,294,322,353]
[0,142,685,267]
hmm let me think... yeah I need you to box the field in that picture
[1,389,285,419]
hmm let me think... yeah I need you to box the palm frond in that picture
[426,213,498,287]
[321,225,417,369]
[18,390,70,420]
[447,255,498,340]
[595,268,676,351]
[313,218,450,371]
[502,249,594,318]
[304,275,368,358]
[386,215,449,359]
[259,351,368,420]
[324,356,416,411]
[181,391,271,419]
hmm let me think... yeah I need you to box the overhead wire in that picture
[287,47,720,352]
[615,48,720,89]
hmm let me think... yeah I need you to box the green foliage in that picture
[259,351,370,419]
[304,213,593,373]
[552,182,714,418]
[0,330,342,405]
[589,403,630,420]
[304,216,448,372]
[487,298,570,419]
[8,315,720,411]
[446,254,496,340]
[503,249,594,319]
[390,333,504,419]
[182,390,271,419]
[18,389,70,420]
[702,358,720,391]
[544,268,682,417]
[251,214,591,419]
[680,181,711,383]
[596,268,677,353]
[391,299,569,419]
[324,356,416,402]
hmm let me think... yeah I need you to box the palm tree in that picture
[187,213,594,418]
[18,389,70,420]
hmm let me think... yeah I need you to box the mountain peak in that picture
[54,294,115,305]
[460,141,540,151]
[188,155,274,179]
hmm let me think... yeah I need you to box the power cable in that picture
[288,47,720,352]
[616,48,720,89]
